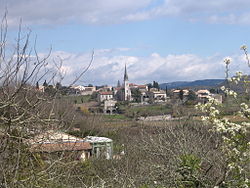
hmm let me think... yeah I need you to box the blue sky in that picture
[2,0,250,85]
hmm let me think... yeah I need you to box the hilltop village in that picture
[38,64,223,116]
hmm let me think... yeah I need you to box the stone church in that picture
[114,64,132,101]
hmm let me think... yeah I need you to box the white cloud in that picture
[2,0,250,26]
[123,0,250,24]
[1,0,154,26]
[43,48,250,86]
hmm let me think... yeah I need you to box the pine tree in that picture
[36,81,39,89]
[117,80,121,87]
[43,80,48,87]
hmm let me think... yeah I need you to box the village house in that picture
[71,85,96,95]
[97,86,113,92]
[28,130,92,161]
[172,89,189,99]
[196,89,210,99]
[129,83,148,93]
[147,89,168,103]
[196,89,223,103]
[84,136,113,160]
[103,99,117,114]
[28,131,114,161]
[81,86,96,95]
[97,91,114,103]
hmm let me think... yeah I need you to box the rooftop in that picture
[196,89,210,94]
[29,130,83,144]
[99,91,113,95]
[30,142,92,152]
[84,136,113,143]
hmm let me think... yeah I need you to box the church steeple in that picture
[124,64,128,81]
[123,63,131,101]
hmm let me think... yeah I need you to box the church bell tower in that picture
[124,64,131,101]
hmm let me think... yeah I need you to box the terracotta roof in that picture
[137,85,147,88]
[30,141,92,153]
[129,83,137,86]
[114,87,122,91]
[196,90,210,94]
[99,91,113,95]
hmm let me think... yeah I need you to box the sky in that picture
[1,0,250,85]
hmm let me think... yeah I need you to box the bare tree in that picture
[0,12,97,187]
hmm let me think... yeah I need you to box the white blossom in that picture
[240,44,247,50]
[224,57,231,65]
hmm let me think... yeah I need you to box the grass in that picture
[63,95,92,104]
[103,114,131,121]
[124,104,173,117]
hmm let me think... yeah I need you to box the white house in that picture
[97,91,113,103]
[147,89,168,102]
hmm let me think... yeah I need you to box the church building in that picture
[123,64,132,101]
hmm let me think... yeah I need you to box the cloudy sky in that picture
[2,0,250,85]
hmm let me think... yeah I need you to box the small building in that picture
[72,85,85,91]
[196,89,210,99]
[71,85,96,96]
[97,91,114,103]
[137,85,149,93]
[84,136,113,159]
[129,83,148,93]
[97,86,113,92]
[103,99,117,114]
[147,89,168,102]
[81,86,96,95]
[196,90,223,104]
[28,130,92,160]
[172,89,189,99]
[196,89,211,103]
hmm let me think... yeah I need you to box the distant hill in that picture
[160,79,225,89]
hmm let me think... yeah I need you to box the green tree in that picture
[147,83,153,90]
[209,88,216,93]
[179,89,184,101]
[188,90,197,101]
[43,80,48,87]
[117,80,121,87]
[153,81,160,90]
[56,82,62,90]
[131,88,141,102]
[36,81,39,89]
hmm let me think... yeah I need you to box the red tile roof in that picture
[99,91,113,95]
[30,142,92,153]
[138,85,147,88]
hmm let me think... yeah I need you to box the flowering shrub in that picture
[196,46,250,188]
